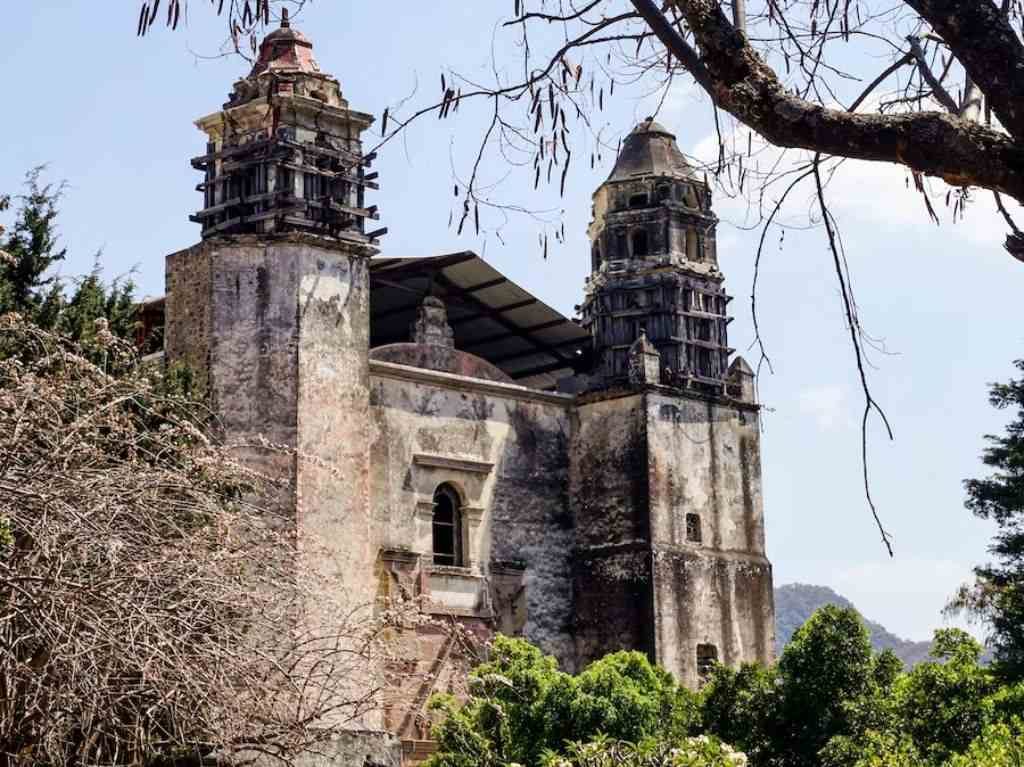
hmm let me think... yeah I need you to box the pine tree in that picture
[0,169,138,342]
[0,167,67,317]
[954,360,1024,680]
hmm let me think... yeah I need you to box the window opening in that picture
[656,184,671,202]
[616,231,628,259]
[686,513,702,543]
[697,644,718,680]
[432,484,462,567]
[628,192,649,208]
[694,319,712,343]
[631,229,649,258]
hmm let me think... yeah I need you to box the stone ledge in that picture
[413,453,494,474]
[370,359,574,407]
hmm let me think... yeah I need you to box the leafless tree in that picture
[0,315,427,765]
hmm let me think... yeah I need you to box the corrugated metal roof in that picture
[370,252,589,390]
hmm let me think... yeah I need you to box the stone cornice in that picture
[413,454,494,475]
[168,232,377,259]
[369,359,574,407]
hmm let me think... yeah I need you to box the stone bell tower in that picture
[164,12,381,605]
[580,118,731,391]
[571,120,775,688]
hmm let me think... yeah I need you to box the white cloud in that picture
[798,385,852,431]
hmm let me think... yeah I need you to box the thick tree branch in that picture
[906,35,959,114]
[902,0,1024,141]
[631,0,1024,204]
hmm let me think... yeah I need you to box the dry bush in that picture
[0,314,412,765]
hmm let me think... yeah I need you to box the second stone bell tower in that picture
[570,119,775,688]
[581,118,731,391]
[164,12,381,607]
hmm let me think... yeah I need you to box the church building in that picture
[152,12,775,755]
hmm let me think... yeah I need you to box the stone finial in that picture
[627,329,661,385]
[727,356,756,403]
[412,296,455,348]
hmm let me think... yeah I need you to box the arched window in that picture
[432,484,462,567]
[631,228,649,258]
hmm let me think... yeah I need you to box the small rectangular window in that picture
[697,644,718,680]
[686,513,702,543]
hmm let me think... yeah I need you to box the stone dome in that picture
[606,117,695,182]
[250,9,320,77]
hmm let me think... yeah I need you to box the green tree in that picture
[427,636,700,767]
[896,629,997,763]
[700,663,778,765]
[700,606,902,767]
[819,730,923,767]
[0,170,139,342]
[58,261,137,342]
[953,359,1024,681]
[945,718,1024,767]
[0,168,67,317]
[542,736,747,767]
[775,605,878,767]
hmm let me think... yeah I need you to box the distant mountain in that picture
[775,583,937,668]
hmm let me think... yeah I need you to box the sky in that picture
[2,2,1022,643]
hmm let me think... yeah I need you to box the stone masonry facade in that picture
[160,15,776,760]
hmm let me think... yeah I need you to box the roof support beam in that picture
[488,337,588,365]
[432,272,577,370]
[460,317,573,350]
[449,298,537,327]
[510,359,577,380]
[368,251,476,280]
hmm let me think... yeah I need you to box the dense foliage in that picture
[0,316,408,765]
[427,637,702,767]
[429,606,1024,767]
[0,173,406,763]
[952,359,1024,681]
[774,584,937,667]
[0,168,137,343]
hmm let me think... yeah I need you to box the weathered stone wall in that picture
[244,730,402,767]
[568,388,774,686]
[166,235,376,602]
[644,391,775,686]
[368,362,577,668]
[570,392,656,668]
[165,235,382,731]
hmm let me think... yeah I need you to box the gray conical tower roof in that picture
[606,117,695,182]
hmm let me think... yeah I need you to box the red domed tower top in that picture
[250,9,320,77]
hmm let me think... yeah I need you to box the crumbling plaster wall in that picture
[570,392,655,668]
[644,391,775,686]
[568,389,774,686]
[165,234,378,610]
[166,235,381,728]
[368,364,577,668]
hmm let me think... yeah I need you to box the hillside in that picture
[775,583,936,667]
